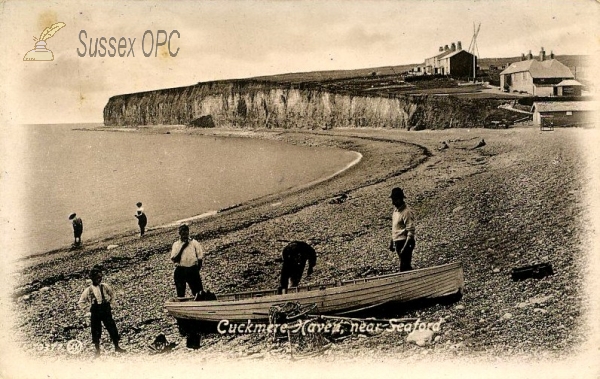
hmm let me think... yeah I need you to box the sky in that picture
[0,0,598,124]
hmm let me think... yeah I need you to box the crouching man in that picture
[278,241,317,294]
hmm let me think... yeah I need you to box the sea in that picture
[7,124,360,257]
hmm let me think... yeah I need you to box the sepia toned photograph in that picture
[0,0,599,378]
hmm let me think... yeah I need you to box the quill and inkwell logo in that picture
[23,22,66,61]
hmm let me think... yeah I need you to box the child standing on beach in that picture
[134,202,147,237]
[77,265,126,356]
[69,213,83,246]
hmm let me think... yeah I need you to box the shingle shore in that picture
[13,126,590,361]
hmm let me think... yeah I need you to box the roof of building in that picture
[532,101,598,113]
[500,59,574,79]
[426,49,454,61]
[439,49,474,60]
[555,79,583,87]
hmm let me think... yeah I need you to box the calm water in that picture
[13,124,359,256]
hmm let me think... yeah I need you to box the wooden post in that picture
[287,329,294,360]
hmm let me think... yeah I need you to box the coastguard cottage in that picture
[424,41,476,77]
[499,48,577,96]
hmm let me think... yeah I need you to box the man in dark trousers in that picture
[134,202,147,237]
[69,213,83,246]
[278,241,317,294]
[170,224,205,299]
[77,265,125,356]
[389,187,416,272]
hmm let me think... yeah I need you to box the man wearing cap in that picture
[389,187,416,271]
[170,224,205,299]
[69,213,83,246]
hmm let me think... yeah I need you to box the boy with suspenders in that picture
[78,265,126,356]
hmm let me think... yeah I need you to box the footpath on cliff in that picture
[11,125,593,363]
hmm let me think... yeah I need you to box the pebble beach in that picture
[9,126,598,366]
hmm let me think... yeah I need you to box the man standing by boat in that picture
[170,224,205,299]
[390,187,415,272]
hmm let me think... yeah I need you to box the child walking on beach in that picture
[77,265,126,356]
[134,202,147,237]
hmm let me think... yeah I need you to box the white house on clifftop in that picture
[499,48,581,96]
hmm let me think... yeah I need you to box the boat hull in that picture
[165,262,463,323]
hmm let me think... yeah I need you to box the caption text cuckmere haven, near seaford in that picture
[217,318,444,335]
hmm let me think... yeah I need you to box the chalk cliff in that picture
[103,79,503,129]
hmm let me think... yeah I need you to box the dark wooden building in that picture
[532,101,597,127]
[438,50,477,78]
[424,41,476,77]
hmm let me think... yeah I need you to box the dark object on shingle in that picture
[148,333,177,354]
[329,193,349,204]
[472,138,486,149]
[186,333,201,349]
[194,290,217,301]
[188,115,215,128]
[510,263,554,281]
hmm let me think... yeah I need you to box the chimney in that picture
[457,41,462,50]
[550,50,555,59]
[521,53,526,61]
[527,50,533,60]
[539,47,546,61]
[451,42,456,51]
[444,45,449,51]
[439,46,444,52]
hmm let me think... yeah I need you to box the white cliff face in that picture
[103,80,499,129]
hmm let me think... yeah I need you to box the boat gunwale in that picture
[165,262,463,309]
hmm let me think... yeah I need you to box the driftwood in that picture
[510,263,554,281]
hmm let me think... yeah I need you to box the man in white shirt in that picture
[389,187,416,272]
[170,224,205,298]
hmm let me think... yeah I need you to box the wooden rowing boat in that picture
[164,262,463,323]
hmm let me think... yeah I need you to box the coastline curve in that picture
[161,149,363,229]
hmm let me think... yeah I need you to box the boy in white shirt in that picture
[77,266,125,356]
[134,202,147,237]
